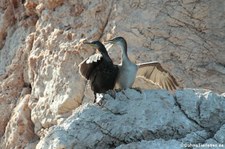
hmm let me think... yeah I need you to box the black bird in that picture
[79,41,119,102]
[106,37,179,91]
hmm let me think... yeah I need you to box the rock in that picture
[103,0,225,93]
[180,130,211,144]
[36,89,225,148]
[175,89,225,131]
[42,0,64,10]
[116,139,182,149]
[195,124,225,149]
[1,0,225,148]
[28,34,87,134]
[213,124,225,144]
[0,47,29,137]
[27,0,115,137]
[1,94,38,149]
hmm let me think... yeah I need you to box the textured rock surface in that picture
[1,93,38,149]
[36,89,225,149]
[116,139,182,149]
[0,0,225,148]
[104,0,225,93]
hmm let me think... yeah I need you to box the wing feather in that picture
[79,53,103,79]
[136,61,179,91]
[149,67,157,82]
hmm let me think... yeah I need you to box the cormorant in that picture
[79,41,119,102]
[106,37,179,91]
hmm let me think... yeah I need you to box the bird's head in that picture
[107,37,125,44]
[83,41,102,48]
[106,37,127,49]
[83,40,107,54]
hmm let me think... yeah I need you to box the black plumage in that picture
[79,41,118,102]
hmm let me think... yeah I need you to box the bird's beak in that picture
[83,42,95,47]
[105,39,114,44]
[83,41,91,45]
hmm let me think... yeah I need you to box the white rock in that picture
[116,139,182,149]
[36,89,225,148]
[1,0,225,148]
[175,89,225,131]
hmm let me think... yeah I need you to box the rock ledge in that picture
[37,89,225,149]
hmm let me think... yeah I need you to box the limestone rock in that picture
[36,89,225,148]
[175,89,225,131]
[41,0,64,10]
[28,0,114,136]
[0,47,29,138]
[1,94,38,149]
[116,139,182,149]
[0,0,35,144]
[0,0,225,148]
[103,0,225,93]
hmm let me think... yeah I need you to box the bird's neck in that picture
[98,44,112,62]
[119,41,130,65]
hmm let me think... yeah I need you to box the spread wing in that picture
[79,53,103,79]
[136,61,179,91]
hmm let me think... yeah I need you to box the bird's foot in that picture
[131,87,143,94]
[106,90,117,99]
[115,88,122,92]
[95,93,104,104]
[114,88,142,94]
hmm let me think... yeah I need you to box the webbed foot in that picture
[106,90,117,99]
[131,87,143,94]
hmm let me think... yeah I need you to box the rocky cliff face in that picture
[0,0,225,148]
